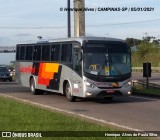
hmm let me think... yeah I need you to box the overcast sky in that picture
[0,0,160,64]
[0,0,160,46]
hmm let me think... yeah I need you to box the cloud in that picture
[15,33,32,37]
[85,0,154,7]
[0,0,159,44]
[0,37,12,45]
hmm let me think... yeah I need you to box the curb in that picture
[0,81,17,84]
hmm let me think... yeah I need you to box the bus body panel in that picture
[17,62,33,87]
[16,37,132,101]
[60,64,84,97]
[83,76,132,98]
[17,61,84,97]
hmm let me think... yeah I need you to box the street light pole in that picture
[67,0,71,38]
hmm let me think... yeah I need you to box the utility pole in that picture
[74,0,85,37]
[67,0,71,37]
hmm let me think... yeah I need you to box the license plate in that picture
[106,90,115,93]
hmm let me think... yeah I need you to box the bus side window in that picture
[20,46,25,60]
[51,44,60,61]
[42,45,50,61]
[33,45,41,61]
[61,44,72,62]
[16,46,21,60]
[26,46,33,60]
[73,49,82,75]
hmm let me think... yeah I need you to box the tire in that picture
[30,78,39,95]
[9,78,12,82]
[65,82,76,102]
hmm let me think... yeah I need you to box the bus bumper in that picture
[84,83,132,98]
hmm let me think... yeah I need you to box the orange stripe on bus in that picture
[38,63,60,86]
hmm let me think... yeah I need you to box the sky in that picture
[0,0,160,64]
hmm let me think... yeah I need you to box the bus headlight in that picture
[85,81,95,88]
[124,80,132,87]
[128,81,132,86]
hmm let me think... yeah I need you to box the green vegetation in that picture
[10,61,15,68]
[132,41,160,67]
[0,96,146,140]
[0,96,108,131]
[133,85,160,95]
[126,36,160,67]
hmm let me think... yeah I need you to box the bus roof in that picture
[17,36,125,45]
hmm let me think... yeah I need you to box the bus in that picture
[16,37,132,102]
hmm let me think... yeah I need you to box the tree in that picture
[143,36,160,46]
[125,38,141,47]
[127,36,160,67]
[138,42,150,57]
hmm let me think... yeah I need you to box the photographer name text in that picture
[60,7,154,12]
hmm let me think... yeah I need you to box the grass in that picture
[0,96,147,140]
[132,85,160,95]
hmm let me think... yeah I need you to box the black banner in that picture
[0,131,160,138]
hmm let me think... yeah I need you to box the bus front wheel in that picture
[65,82,76,102]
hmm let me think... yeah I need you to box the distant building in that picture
[0,46,16,53]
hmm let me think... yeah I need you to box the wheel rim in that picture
[31,79,35,93]
[66,83,72,99]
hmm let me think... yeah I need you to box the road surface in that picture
[0,83,160,132]
[132,72,160,85]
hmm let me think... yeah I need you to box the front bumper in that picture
[84,84,132,98]
[0,76,12,80]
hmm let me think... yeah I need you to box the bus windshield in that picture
[83,42,131,76]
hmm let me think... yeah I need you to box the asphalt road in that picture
[132,72,160,85]
[0,83,160,131]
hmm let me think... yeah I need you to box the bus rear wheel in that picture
[65,82,76,102]
[30,78,39,95]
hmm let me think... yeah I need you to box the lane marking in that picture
[0,93,142,131]
[130,95,159,101]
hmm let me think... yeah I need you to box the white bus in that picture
[16,37,132,102]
